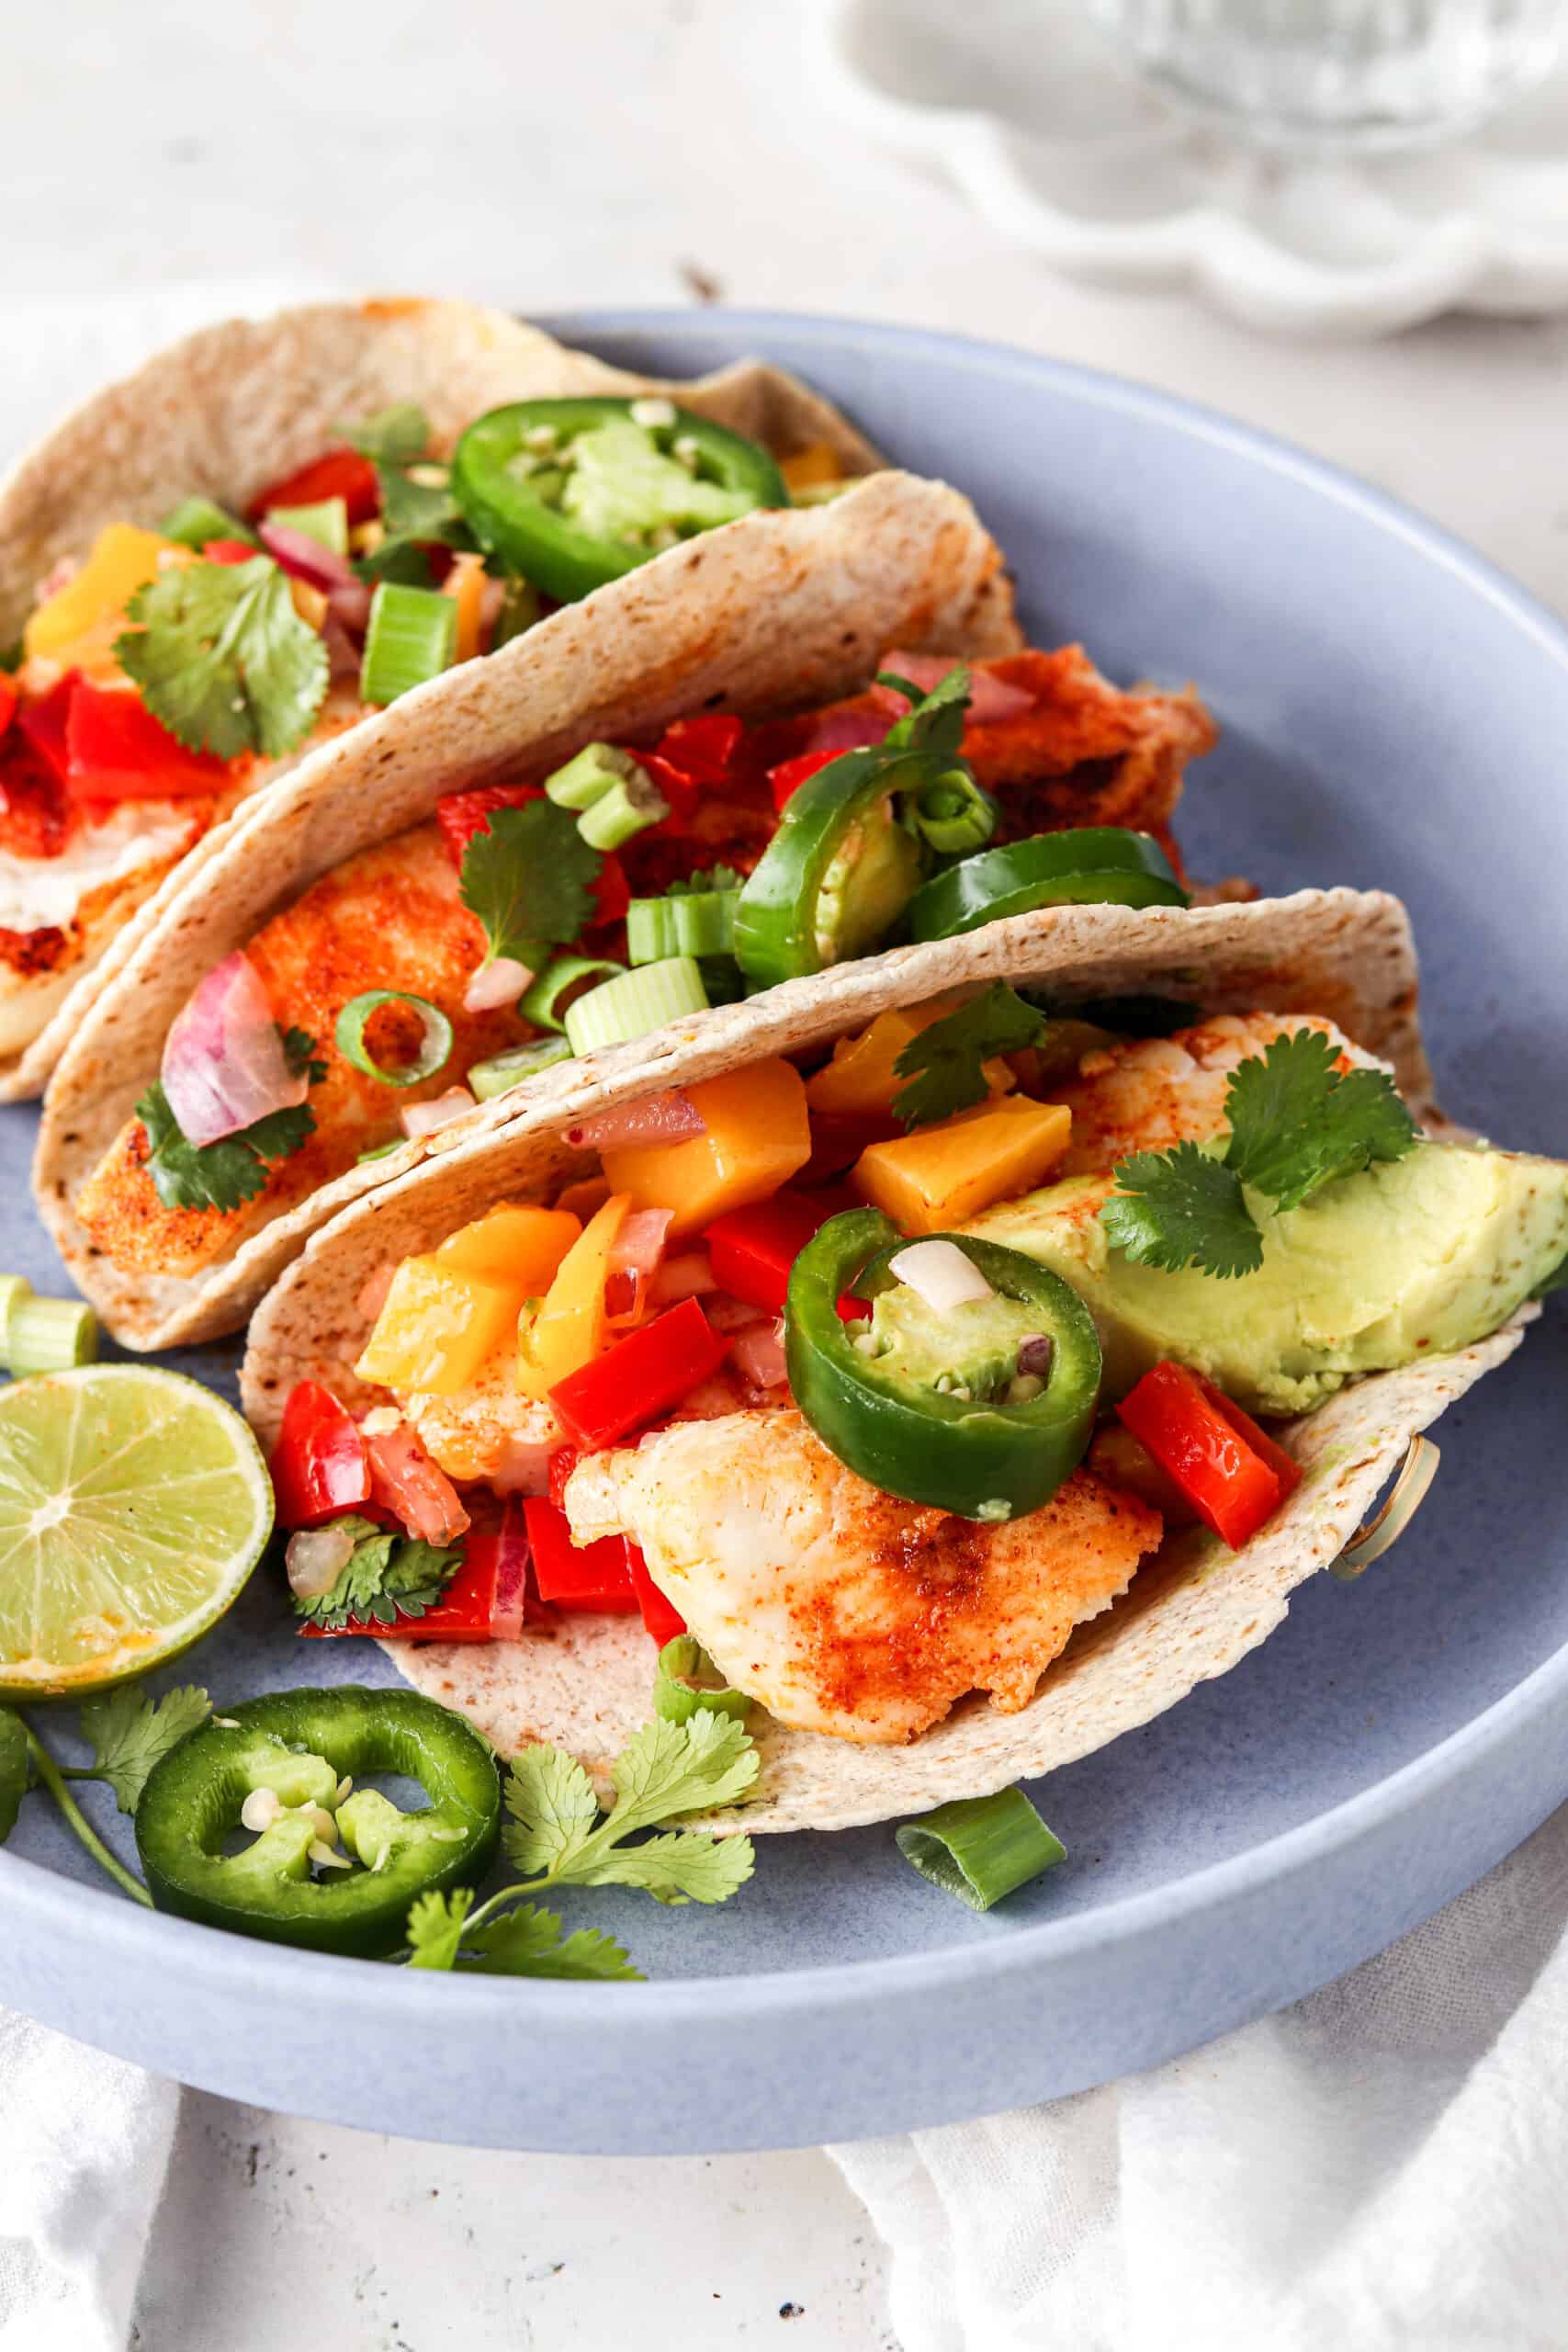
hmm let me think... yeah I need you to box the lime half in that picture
[0,1366,273,1697]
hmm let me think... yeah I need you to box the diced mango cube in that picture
[853,1096,1072,1234]
[434,1204,581,1294]
[24,525,185,666]
[442,550,488,662]
[779,443,842,492]
[806,998,1015,1120]
[516,1193,631,1398]
[356,1256,527,1396]
[601,1058,811,1238]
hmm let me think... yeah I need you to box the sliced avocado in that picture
[814,807,923,964]
[561,416,753,545]
[865,1283,1047,1402]
[966,1141,1568,1417]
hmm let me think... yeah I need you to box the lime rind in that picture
[0,1366,273,1697]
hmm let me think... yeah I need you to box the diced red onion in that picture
[400,1086,476,1140]
[488,1499,529,1639]
[463,956,533,1013]
[732,1318,789,1390]
[326,579,373,636]
[887,1238,995,1313]
[875,649,1035,723]
[649,1250,718,1306]
[161,950,307,1148]
[367,1424,469,1545]
[1017,1335,1055,1381]
[257,521,358,593]
[321,613,362,680]
[356,1261,397,1322]
[604,1207,673,1328]
[703,1292,769,1335]
[286,1521,356,1600]
[567,1090,705,1151]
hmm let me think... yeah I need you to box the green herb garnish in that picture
[292,1515,462,1634]
[115,556,329,759]
[891,982,1045,1128]
[1101,1027,1418,1280]
[341,402,478,575]
[134,1025,323,1215]
[458,800,602,967]
[78,1685,212,1815]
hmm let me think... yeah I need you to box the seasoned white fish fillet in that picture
[398,1354,763,1490]
[564,1410,1161,1743]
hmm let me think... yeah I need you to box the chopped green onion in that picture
[468,1035,573,1101]
[520,956,626,1034]
[355,1139,403,1164]
[491,577,542,649]
[577,770,670,853]
[895,1788,1066,1912]
[909,771,998,858]
[161,496,255,550]
[626,888,739,965]
[563,957,709,1055]
[335,991,454,1087]
[698,956,747,1007]
[653,1636,751,1724]
[542,741,645,813]
[0,1277,98,1377]
[263,497,349,556]
[361,582,457,705]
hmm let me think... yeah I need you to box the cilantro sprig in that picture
[116,556,329,759]
[292,1515,462,1633]
[340,402,479,582]
[1101,1027,1418,1280]
[892,982,1045,1128]
[407,1712,759,1982]
[458,800,602,967]
[0,1687,213,1908]
[134,1025,324,1216]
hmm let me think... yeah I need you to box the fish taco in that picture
[35,469,1212,1351]
[0,293,901,1095]
[237,885,1566,1833]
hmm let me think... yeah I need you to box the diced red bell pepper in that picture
[549,1296,728,1451]
[247,447,380,526]
[64,677,228,802]
[769,747,840,813]
[0,673,17,741]
[434,781,629,928]
[705,1187,855,1318]
[626,1542,686,1645]
[655,713,743,784]
[202,537,262,566]
[17,672,77,787]
[547,1445,582,1510]
[1116,1362,1299,1550]
[524,1497,639,1611]
[636,749,700,830]
[270,1381,372,1530]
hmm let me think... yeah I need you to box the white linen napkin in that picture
[831,1797,1568,2351]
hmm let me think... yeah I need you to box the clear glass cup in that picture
[1082,0,1568,149]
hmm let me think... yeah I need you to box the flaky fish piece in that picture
[73,822,522,1279]
[565,1410,1161,1743]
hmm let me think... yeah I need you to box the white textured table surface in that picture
[8,4,1567,2347]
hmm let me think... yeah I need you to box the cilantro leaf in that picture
[1100,1143,1263,1280]
[0,1708,28,1844]
[570,1827,755,1907]
[339,402,431,469]
[891,982,1045,1129]
[339,403,478,573]
[293,1517,461,1634]
[281,1026,327,1086]
[116,557,329,759]
[501,1714,759,1888]
[406,1886,473,1971]
[1224,1028,1416,1212]
[458,801,601,965]
[79,1685,211,1815]
[136,1080,316,1215]
[600,1710,760,1839]
[877,662,971,769]
[462,1903,642,1980]
[502,1746,604,1878]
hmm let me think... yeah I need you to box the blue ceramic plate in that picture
[1,312,1565,2154]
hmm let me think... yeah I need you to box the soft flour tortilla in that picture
[237,884,1498,1835]
[35,466,1021,1350]
[0,294,931,1099]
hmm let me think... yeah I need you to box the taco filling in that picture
[0,393,839,1065]
[71,658,1212,1282]
[263,994,1568,1747]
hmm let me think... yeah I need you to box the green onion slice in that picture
[264,497,349,556]
[335,992,454,1088]
[626,888,739,966]
[894,1788,1066,1912]
[542,741,645,812]
[520,956,626,1034]
[577,771,670,853]
[361,582,458,705]
[355,1139,403,1165]
[1330,1435,1440,1581]
[161,496,255,550]
[653,1636,751,1724]
[468,1035,574,1101]
[0,1277,98,1378]
[563,957,709,1055]
[908,771,998,858]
